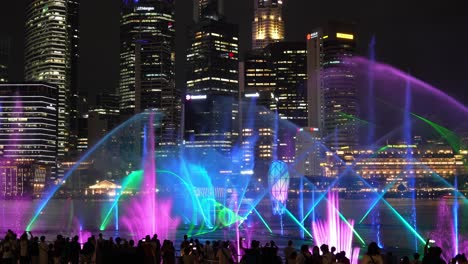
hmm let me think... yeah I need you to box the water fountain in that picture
[0,56,465,262]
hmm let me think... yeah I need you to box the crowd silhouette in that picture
[0,230,466,264]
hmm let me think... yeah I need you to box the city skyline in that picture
[0,0,466,107]
[0,0,466,188]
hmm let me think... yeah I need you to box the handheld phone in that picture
[429,239,435,243]
[193,247,197,250]
[242,237,246,241]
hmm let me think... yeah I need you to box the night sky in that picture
[1,0,467,106]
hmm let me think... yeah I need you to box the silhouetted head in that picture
[413,253,420,260]
[40,236,45,242]
[313,246,320,256]
[331,246,336,253]
[73,236,79,242]
[367,242,380,256]
[320,244,329,253]
[288,240,293,246]
[301,244,309,253]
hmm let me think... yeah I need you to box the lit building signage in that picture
[186,94,207,100]
[136,6,155,11]
[336,33,354,40]
[245,92,260,98]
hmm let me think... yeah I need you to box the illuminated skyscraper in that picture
[68,0,82,155]
[268,42,307,163]
[24,0,75,168]
[185,7,239,161]
[0,83,58,192]
[307,21,359,150]
[241,49,276,179]
[119,0,181,153]
[252,0,285,50]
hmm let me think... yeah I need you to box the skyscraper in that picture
[24,0,73,167]
[119,0,181,153]
[268,42,307,163]
[185,4,239,161]
[252,0,285,50]
[0,83,58,192]
[240,49,277,179]
[194,0,224,22]
[0,38,10,83]
[268,42,307,127]
[307,22,359,150]
[68,0,82,156]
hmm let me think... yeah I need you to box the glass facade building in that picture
[0,83,58,192]
[252,0,285,50]
[24,0,80,180]
[119,0,181,154]
[307,21,359,150]
[185,13,239,161]
[268,42,307,164]
[68,0,82,155]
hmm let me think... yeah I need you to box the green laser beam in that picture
[322,197,366,246]
[359,181,397,224]
[252,207,273,233]
[338,112,373,125]
[411,113,462,152]
[99,170,143,230]
[282,205,313,238]
[381,199,426,244]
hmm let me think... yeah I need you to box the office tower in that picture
[0,83,58,193]
[194,0,224,22]
[119,0,181,154]
[87,94,120,181]
[295,127,322,177]
[268,42,307,126]
[267,42,308,163]
[185,8,239,162]
[307,22,358,150]
[241,49,277,178]
[252,0,285,50]
[24,0,80,178]
[88,94,120,147]
[68,0,82,155]
[0,38,10,83]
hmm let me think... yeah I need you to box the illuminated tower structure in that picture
[119,0,181,156]
[0,83,58,195]
[24,0,80,181]
[252,0,285,50]
[307,21,358,150]
[240,49,277,181]
[268,42,307,163]
[185,0,239,167]
[67,0,82,157]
